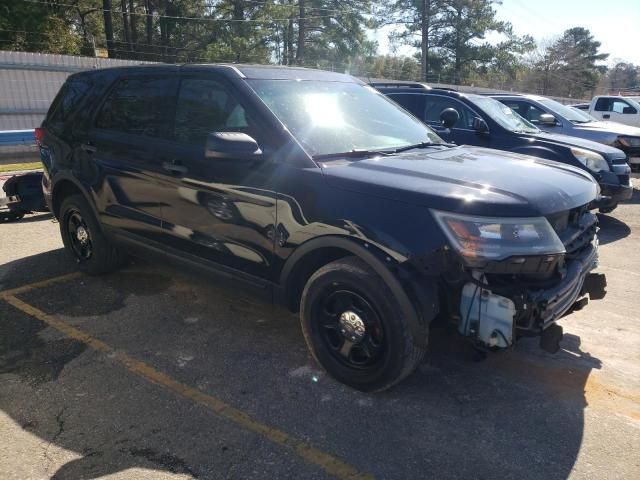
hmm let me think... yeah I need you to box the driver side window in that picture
[424,96,474,129]
[174,78,253,147]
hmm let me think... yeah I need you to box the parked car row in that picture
[38,65,608,391]
[494,94,640,169]
[373,82,634,213]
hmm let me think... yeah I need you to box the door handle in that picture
[80,143,97,153]
[603,114,610,119]
[162,160,188,175]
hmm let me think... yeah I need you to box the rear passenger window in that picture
[47,76,93,129]
[95,76,177,137]
[594,98,611,111]
[174,78,253,147]
[388,94,427,118]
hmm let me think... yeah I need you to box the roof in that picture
[72,63,358,82]
[489,93,547,102]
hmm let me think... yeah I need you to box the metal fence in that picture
[0,50,587,164]
[0,50,154,163]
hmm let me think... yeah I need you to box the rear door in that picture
[87,72,178,242]
[153,73,278,282]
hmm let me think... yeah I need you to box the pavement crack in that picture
[43,407,66,475]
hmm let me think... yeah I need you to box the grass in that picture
[0,162,42,173]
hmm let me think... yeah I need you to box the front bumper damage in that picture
[452,210,605,353]
[592,167,633,211]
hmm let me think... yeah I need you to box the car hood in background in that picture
[532,131,626,158]
[534,132,626,158]
[573,121,640,137]
[321,146,598,217]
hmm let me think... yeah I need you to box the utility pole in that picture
[296,0,305,65]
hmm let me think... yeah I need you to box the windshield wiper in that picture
[392,141,439,154]
[312,149,393,161]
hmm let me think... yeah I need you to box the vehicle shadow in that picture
[0,250,600,479]
[597,213,631,245]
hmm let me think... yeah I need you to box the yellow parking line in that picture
[0,271,83,297]
[1,293,373,480]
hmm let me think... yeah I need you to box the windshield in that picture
[470,96,539,133]
[538,98,595,123]
[246,79,443,157]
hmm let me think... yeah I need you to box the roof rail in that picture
[479,92,522,97]
[430,87,459,93]
[369,81,430,90]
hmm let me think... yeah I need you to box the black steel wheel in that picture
[315,289,386,369]
[65,209,93,260]
[300,256,426,392]
[59,194,126,275]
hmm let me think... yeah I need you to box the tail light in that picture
[34,127,44,145]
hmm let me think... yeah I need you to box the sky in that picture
[375,0,640,65]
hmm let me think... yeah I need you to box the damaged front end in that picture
[432,205,605,353]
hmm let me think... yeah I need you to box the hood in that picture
[321,146,598,217]
[573,121,640,137]
[532,131,625,158]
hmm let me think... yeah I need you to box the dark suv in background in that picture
[39,65,605,391]
[492,93,640,171]
[375,82,632,213]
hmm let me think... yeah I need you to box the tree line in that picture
[0,0,637,99]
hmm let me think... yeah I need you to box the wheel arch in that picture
[278,236,433,348]
[51,175,97,220]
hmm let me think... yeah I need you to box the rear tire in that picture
[59,194,125,275]
[300,256,426,392]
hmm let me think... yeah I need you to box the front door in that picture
[156,74,278,282]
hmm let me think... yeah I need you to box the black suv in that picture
[39,65,604,391]
[374,82,632,213]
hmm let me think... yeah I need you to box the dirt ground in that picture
[1,183,639,479]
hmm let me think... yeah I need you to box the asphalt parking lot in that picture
[1,185,639,479]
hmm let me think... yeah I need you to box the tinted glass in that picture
[174,78,252,146]
[48,75,92,124]
[470,96,539,133]
[594,98,610,111]
[95,76,177,137]
[388,94,427,118]
[247,80,442,157]
[423,96,475,128]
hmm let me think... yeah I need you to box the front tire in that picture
[300,256,426,392]
[59,194,125,275]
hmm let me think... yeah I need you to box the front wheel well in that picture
[284,247,353,312]
[51,180,84,219]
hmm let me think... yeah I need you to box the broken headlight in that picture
[570,147,609,173]
[431,210,565,267]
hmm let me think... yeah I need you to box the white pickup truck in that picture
[587,96,640,127]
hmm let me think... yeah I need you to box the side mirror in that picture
[539,113,557,125]
[440,108,460,129]
[622,106,637,114]
[472,117,489,134]
[205,132,262,160]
